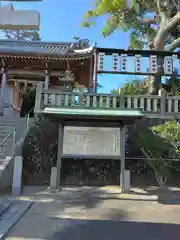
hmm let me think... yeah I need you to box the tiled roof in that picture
[0,39,95,58]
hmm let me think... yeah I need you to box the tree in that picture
[112,71,180,96]
[4,30,41,41]
[111,78,149,95]
[136,119,180,187]
[82,0,180,93]
[164,68,180,95]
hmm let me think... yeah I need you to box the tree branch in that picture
[153,12,180,49]
[166,12,180,32]
[165,37,180,51]
[140,18,156,25]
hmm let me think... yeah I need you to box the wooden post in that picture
[44,71,49,106]
[159,88,166,117]
[0,68,7,116]
[78,88,85,107]
[120,124,125,193]
[119,87,125,109]
[44,70,49,90]
[13,81,20,115]
[56,123,64,189]
[34,82,43,112]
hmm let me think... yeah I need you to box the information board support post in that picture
[56,123,64,189]
[120,123,125,193]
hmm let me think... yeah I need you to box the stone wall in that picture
[22,116,58,184]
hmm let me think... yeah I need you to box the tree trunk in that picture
[149,76,161,94]
[149,56,164,94]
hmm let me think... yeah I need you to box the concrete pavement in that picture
[4,186,180,240]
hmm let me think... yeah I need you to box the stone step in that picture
[0,145,13,149]
[0,144,13,149]
[0,140,13,144]
[0,143,13,146]
[0,127,17,129]
[0,152,10,156]
[0,151,12,156]
[0,118,26,161]
[0,127,18,131]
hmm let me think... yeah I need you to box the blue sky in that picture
[1,0,131,93]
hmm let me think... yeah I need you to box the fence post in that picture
[119,87,125,109]
[50,167,57,190]
[159,89,166,117]
[12,156,23,196]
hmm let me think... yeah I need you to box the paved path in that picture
[5,186,180,240]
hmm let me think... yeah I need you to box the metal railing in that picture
[0,108,34,157]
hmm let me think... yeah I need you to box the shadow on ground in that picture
[48,219,180,240]
[16,185,180,207]
[128,187,180,205]
[19,186,128,209]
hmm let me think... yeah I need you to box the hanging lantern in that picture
[149,55,157,73]
[164,56,173,74]
[112,53,119,71]
[120,54,127,72]
[135,55,141,73]
[97,52,105,71]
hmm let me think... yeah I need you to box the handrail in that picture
[0,123,19,147]
[0,107,34,148]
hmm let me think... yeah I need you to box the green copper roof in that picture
[43,107,144,118]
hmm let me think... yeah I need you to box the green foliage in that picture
[82,0,158,48]
[136,119,180,186]
[82,0,180,50]
[111,78,148,95]
[130,32,144,49]
[152,119,180,154]
[137,124,170,161]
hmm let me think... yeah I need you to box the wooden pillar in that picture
[120,123,125,193]
[55,123,64,189]
[0,68,7,116]
[34,82,43,112]
[44,70,49,90]
[119,87,125,108]
[44,70,49,106]
[13,81,20,110]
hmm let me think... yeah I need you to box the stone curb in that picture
[0,201,33,239]
[0,202,12,218]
